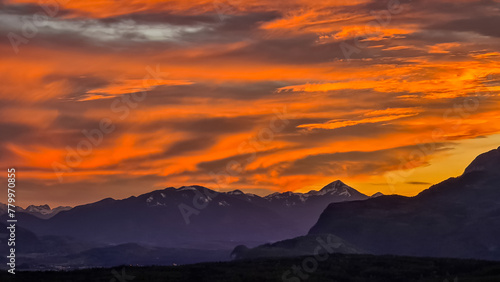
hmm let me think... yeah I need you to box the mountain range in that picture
[1,180,367,252]
[1,146,499,270]
[0,204,71,219]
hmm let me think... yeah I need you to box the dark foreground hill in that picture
[231,234,366,260]
[1,253,500,282]
[309,146,500,260]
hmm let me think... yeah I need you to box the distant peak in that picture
[227,190,244,195]
[264,192,281,198]
[27,204,51,211]
[320,180,348,191]
[177,185,208,192]
[300,180,354,196]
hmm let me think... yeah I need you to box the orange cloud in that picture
[2,0,500,207]
[297,108,420,130]
[428,42,462,54]
[80,79,193,101]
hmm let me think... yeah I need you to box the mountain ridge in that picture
[309,146,500,260]
[0,203,72,219]
[9,180,367,249]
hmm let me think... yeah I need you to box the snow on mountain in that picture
[253,180,370,232]
[218,200,230,207]
[1,204,73,219]
[131,180,368,235]
[178,186,201,192]
[225,190,263,204]
[25,204,52,215]
[309,180,352,196]
[264,180,368,204]
[17,185,302,249]
[7,180,371,250]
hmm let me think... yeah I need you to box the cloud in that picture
[80,79,193,101]
[0,122,33,143]
[2,0,500,206]
[164,116,262,134]
[431,16,500,38]
[279,143,454,177]
[406,181,432,185]
[297,108,420,130]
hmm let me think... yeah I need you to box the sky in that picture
[1,0,500,207]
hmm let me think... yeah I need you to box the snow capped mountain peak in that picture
[178,186,200,192]
[313,180,351,196]
[26,204,52,214]
[136,181,367,211]
[13,204,73,219]
[262,180,368,206]
[371,192,384,198]
[321,180,347,190]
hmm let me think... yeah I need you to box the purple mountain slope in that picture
[10,181,367,249]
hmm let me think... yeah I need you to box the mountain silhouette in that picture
[10,182,366,249]
[309,146,500,260]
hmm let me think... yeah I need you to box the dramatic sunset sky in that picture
[1,0,500,207]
